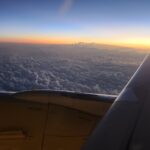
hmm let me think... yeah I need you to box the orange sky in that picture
[0,36,150,51]
[1,0,150,51]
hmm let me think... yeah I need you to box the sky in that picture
[0,0,150,48]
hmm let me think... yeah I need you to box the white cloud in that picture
[59,0,74,16]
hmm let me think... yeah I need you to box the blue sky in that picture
[0,0,150,47]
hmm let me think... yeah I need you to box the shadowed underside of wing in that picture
[0,91,115,150]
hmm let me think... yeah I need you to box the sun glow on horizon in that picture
[1,35,150,51]
[1,0,150,52]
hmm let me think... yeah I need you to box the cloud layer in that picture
[0,43,145,94]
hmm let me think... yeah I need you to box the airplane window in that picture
[0,1,149,150]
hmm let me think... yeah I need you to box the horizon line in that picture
[0,40,150,51]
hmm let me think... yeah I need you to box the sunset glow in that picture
[1,36,150,50]
[0,0,150,49]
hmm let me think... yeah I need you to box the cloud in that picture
[59,0,74,16]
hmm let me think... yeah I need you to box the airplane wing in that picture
[82,54,150,150]
[1,54,148,150]
[0,90,116,150]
